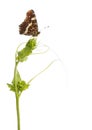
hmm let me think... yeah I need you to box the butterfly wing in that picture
[19,10,40,36]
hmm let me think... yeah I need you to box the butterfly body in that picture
[19,10,40,36]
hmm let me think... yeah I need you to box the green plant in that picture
[7,37,56,130]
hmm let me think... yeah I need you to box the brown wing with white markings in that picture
[19,10,40,36]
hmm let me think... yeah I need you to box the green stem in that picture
[16,94,20,130]
[14,49,20,130]
[14,63,20,130]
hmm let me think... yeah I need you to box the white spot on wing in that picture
[31,17,36,21]
[24,22,32,34]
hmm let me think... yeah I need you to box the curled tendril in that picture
[15,39,63,86]
[16,41,49,56]
[27,59,60,84]
[32,44,49,55]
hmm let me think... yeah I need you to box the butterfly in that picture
[19,10,40,36]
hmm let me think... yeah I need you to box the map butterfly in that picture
[19,10,40,36]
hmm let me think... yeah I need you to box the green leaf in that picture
[7,70,29,94]
[17,80,29,92]
[17,38,37,62]
[26,38,36,50]
[12,70,21,86]
[7,80,29,93]
[7,83,15,92]
[7,70,22,92]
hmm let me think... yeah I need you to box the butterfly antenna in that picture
[39,26,50,34]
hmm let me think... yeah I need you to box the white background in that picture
[0,0,92,130]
